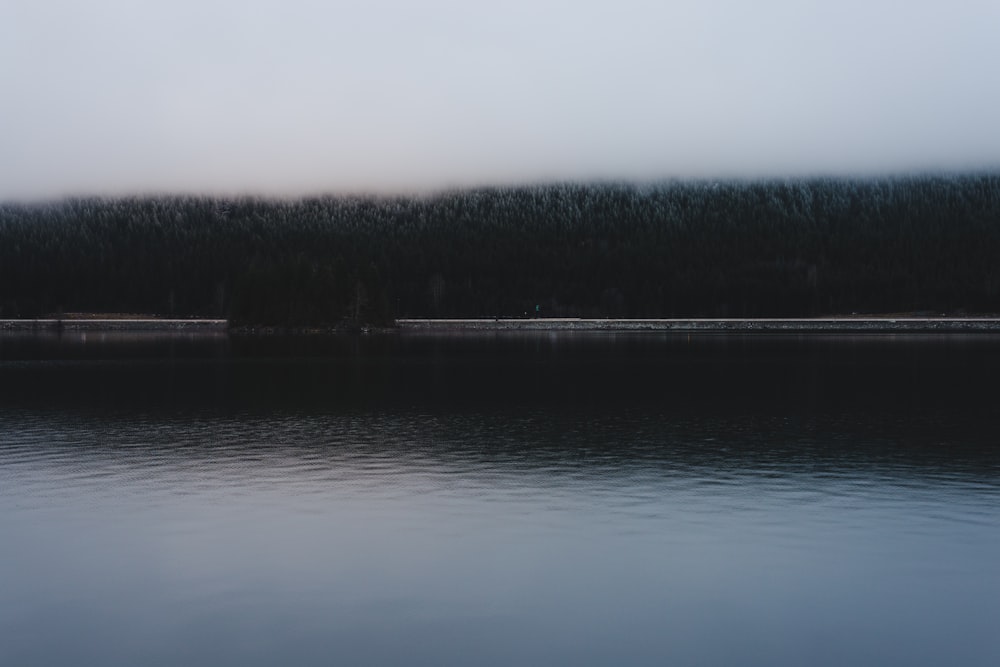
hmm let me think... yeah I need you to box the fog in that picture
[2,0,998,199]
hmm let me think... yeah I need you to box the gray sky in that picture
[2,0,999,199]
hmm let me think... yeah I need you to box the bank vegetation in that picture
[2,174,998,326]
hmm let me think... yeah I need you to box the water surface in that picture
[1,332,998,666]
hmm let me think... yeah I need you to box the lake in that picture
[1,331,998,666]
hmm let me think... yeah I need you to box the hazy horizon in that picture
[3,0,999,200]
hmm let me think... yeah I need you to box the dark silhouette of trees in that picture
[1,174,998,325]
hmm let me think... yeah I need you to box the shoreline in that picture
[4,317,1000,334]
[395,317,1000,333]
[0,319,228,332]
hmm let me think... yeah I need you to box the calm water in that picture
[1,332,999,666]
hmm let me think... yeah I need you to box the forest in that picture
[1,174,998,326]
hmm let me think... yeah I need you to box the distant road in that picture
[396,318,1000,333]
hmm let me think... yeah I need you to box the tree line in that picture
[1,174,998,325]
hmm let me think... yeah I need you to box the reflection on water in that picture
[1,332,999,666]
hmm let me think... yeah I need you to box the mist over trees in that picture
[1,175,998,325]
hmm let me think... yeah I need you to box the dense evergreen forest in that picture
[2,175,999,325]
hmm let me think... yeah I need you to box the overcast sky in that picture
[2,0,998,199]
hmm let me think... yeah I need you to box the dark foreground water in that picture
[1,332,998,666]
